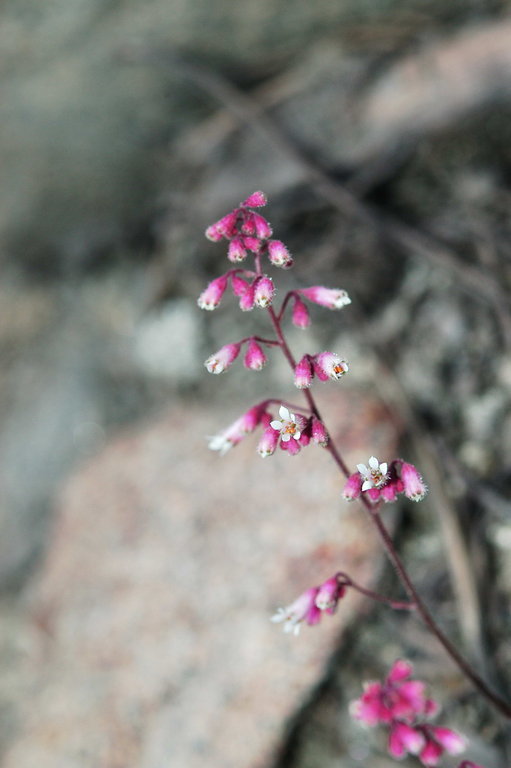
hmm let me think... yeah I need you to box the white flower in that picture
[356,456,388,491]
[270,405,301,442]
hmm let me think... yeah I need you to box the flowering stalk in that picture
[198,192,511,723]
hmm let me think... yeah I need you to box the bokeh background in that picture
[1,1,511,766]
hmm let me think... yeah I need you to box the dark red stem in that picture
[266,298,511,719]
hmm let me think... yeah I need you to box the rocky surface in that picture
[0,392,396,767]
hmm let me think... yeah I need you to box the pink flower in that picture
[241,191,267,207]
[351,660,434,727]
[294,355,314,389]
[254,275,275,308]
[208,404,266,455]
[272,575,345,634]
[389,721,425,758]
[299,286,351,309]
[280,436,301,455]
[401,462,428,502]
[314,352,349,380]
[291,296,311,328]
[311,416,328,447]
[205,211,238,241]
[342,472,363,501]
[252,212,273,239]
[204,342,241,374]
[227,237,247,262]
[315,577,345,612]
[419,726,466,767]
[197,274,229,310]
[244,339,267,371]
[257,426,279,457]
[271,587,320,634]
[239,282,256,311]
[230,274,250,296]
[242,236,261,253]
[267,239,293,268]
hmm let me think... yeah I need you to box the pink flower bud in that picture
[315,352,349,380]
[271,586,320,634]
[342,473,362,501]
[257,426,279,458]
[366,487,381,502]
[311,416,328,446]
[231,274,249,297]
[299,286,351,309]
[197,274,228,310]
[429,727,466,755]
[267,239,293,268]
[315,577,344,612]
[401,462,428,502]
[206,211,238,241]
[254,275,275,308]
[240,212,256,235]
[389,723,425,758]
[420,738,444,767]
[241,191,267,208]
[294,355,314,389]
[242,236,261,253]
[204,342,240,374]
[227,237,247,262]
[239,282,255,311]
[252,212,272,239]
[381,480,399,503]
[280,437,301,455]
[291,297,311,328]
[244,339,267,370]
[238,404,266,433]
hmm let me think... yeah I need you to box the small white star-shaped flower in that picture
[270,405,301,442]
[357,456,388,491]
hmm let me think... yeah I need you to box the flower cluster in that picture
[208,403,329,458]
[351,661,466,766]
[343,457,427,503]
[271,575,346,635]
[294,352,349,388]
[205,191,294,268]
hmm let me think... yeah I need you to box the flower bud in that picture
[227,238,247,262]
[204,342,241,374]
[342,473,362,501]
[401,462,428,502]
[267,239,293,268]
[300,286,351,309]
[257,426,279,458]
[239,282,255,311]
[197,274,228,310]
[294,355,313,389]
[241,191,267,208]
[244,339,267,371]
[311,416,328,446]
[315,577,345,612]
[254,275,275,308]
[291,297,311,328]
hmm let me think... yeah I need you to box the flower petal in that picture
[279,405,290,420]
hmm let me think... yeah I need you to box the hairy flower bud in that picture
[241,191,267,208]
[300,286,351,309]
[227,237,247,262]
[401,462,428,502]
[244,339,267,370]
[267,239,293,268]
[291,296,311,328]
[204,342,241,374]
[197,274,229,310]
[294,355,314,389]
[254,275,275,308]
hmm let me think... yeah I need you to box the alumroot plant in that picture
[198,191,509,766]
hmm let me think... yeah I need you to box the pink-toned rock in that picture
[4,392,396,768]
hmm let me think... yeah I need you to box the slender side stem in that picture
[336,572,415,611]
[266,302,511,719]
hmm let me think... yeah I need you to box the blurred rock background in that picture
[1,0,511,765]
